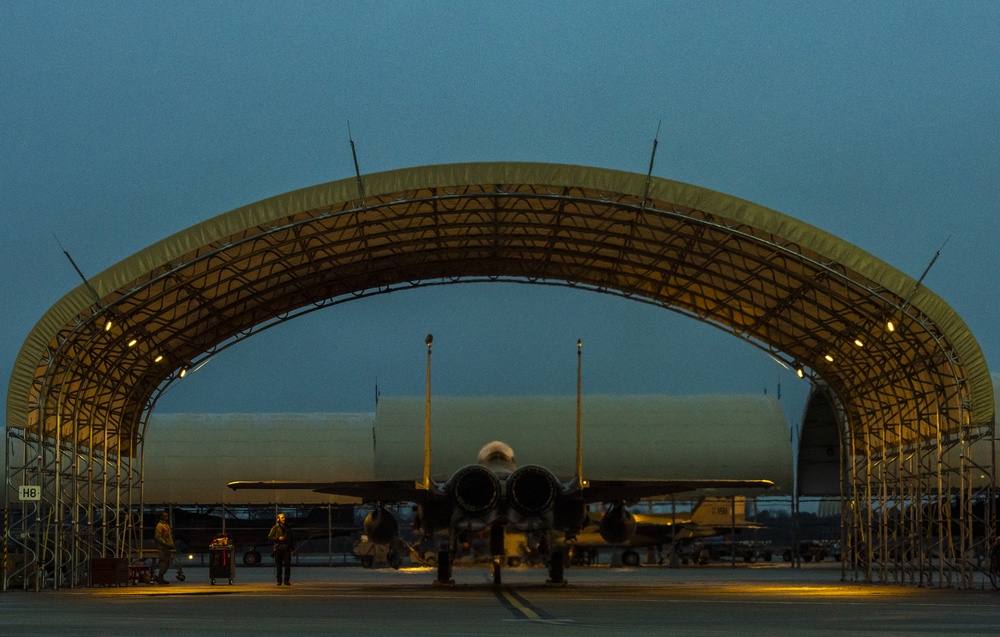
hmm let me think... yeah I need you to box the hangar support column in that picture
[4,312,147,590]
[829,385,996,588]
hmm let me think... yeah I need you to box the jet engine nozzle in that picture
[449,465,502,516]
[507,465,560,516]
[363,507,399,544]
[599,505,637,545]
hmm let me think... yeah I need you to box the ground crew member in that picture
[154,511,175,584]
[269,513,293,585]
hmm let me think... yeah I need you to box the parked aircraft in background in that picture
[144,506,357,566]
[571,496,763,566]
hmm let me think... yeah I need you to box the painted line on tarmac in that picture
[494,587,554,622]
[493,587,580,625]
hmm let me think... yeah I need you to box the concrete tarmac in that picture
[2,563,998,637]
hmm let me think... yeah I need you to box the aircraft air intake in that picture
[449,465,502,515]
[507,465,560,516]
[599,504,637,545]
[363,507,399,544]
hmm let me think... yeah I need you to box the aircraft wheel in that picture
[547,549,565,584]
[361,555,374,569]
[435,550,453,585]
[621,550,640,567]
[243,550,261,566]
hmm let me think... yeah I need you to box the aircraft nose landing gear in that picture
[433,549,454,587]
[546,548,566,586]
[489,524,505,585]
[491,556,503,585]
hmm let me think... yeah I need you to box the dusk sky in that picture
[3,2,998,432]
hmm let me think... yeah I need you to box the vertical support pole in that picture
[576,339,583,486]
[34,411,45,592]
[958,407,972,589]
[137,432,146,571]
[990,416,998,589]
[730,494,736,568]
[70,412,81,588]
[3,430,10,593]
[3,505,8,593]
[53,396,65,590]
[931,423,941,584]
[101,421,109,558]
[864,427,874,582]
[423,334,433,490]
[791,420,800,570]
[838,403,849,583]
[792,481,800,569]
[990,416,997,589]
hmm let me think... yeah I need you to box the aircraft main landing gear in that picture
[434,550,454,587]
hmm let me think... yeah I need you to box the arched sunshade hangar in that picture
[5,162,995,589]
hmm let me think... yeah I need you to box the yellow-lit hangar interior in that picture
[5,162,996,589]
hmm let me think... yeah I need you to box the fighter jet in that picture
[228,440,772,584]
[228,335,773,585]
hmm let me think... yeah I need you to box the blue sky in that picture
[3,1,998,428]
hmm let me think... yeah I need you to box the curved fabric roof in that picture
[7,162,993,457]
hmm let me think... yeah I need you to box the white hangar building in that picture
[141,393,794,505]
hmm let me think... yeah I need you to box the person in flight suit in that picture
[154,511,175,585]
[268,513,293,585]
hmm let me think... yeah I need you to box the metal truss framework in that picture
[848,423,997,589]
[4,163,994,589]
[814,383,997,589]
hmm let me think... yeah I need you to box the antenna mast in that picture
[638,120,662,213]
[54,234,103,307]
[900,236,951,313]
[348,122,368,213]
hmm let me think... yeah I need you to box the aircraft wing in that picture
[630,513,765,532]
[580,479,773,503]
[632,512,683,528]
[227,480,428,503]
